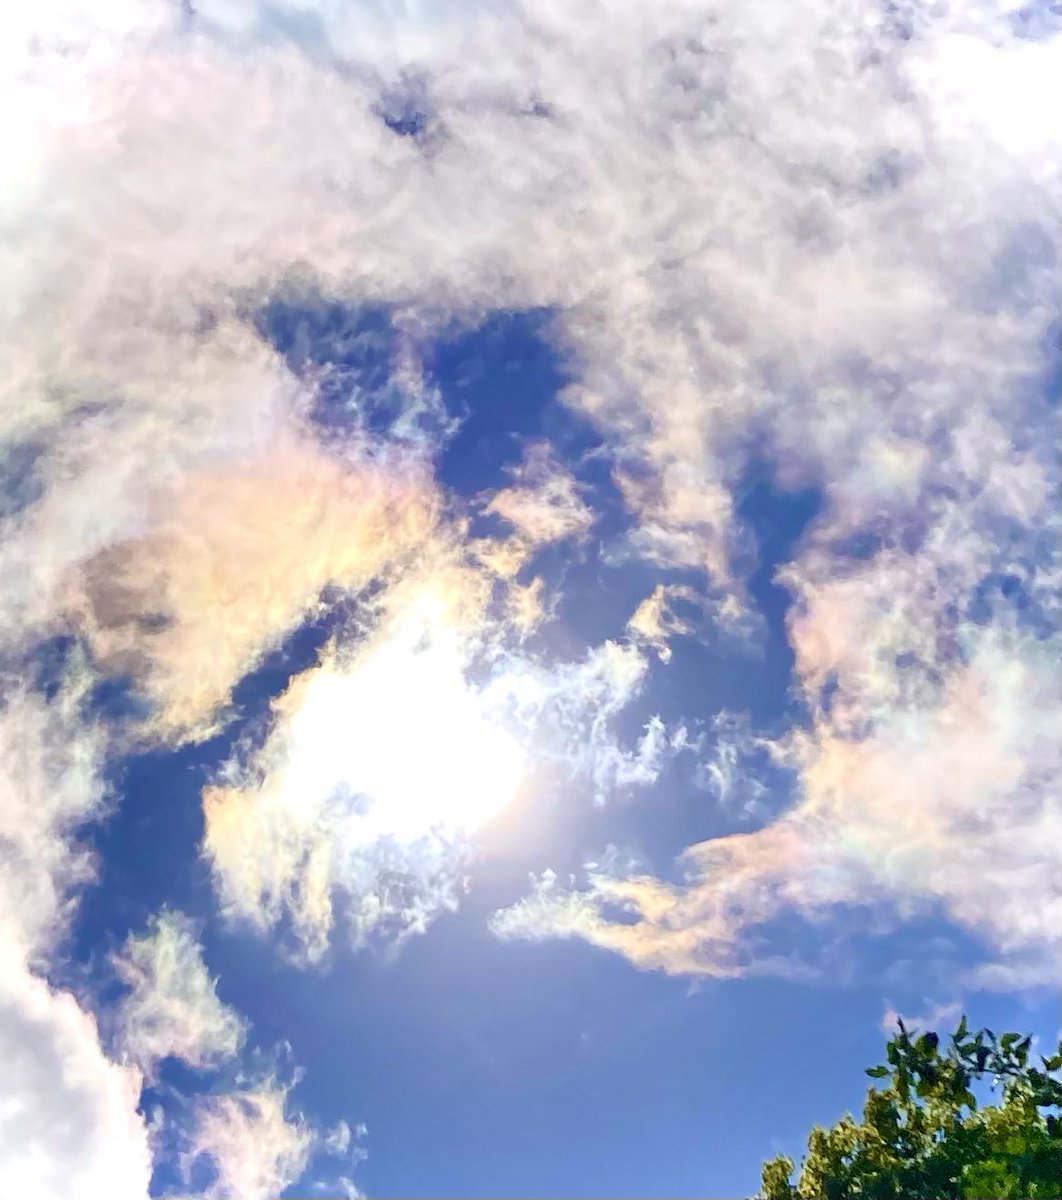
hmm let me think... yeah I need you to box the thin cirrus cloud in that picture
[180,1078,315,1200]
[201,562,666,963]
[493,622,1062,981]
[112,913,352,1197]
[201,562,527,963]
[485,440,595,546]
[112,910,248,1078]
[0,947,152,1200]
[181,1077,365,1199]
[0,668,346,1197]
[0,0,1059,1194]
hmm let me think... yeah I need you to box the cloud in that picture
[311,1120,370,1200]
[0,667,295,1199]
[202,563,527,962]
[0,950,152,1200]
[1,6,1059,1191]
[181,1072,367,1200]
[5,0,1055,660]
[473,534,534,581]
[880,998,962,1036]
[626,584,696,663]
[5,1,1057,610]
[201,568,673,962]
[182,1077,315,1200]
[0,633,335,1199]
[790,619,1062,967]
[487,638,686,803]
[699,711,777,820]
[0,676,152,1198]
[0,309,299,651]
[626,583,753,662]
[491,823,813,979]
[68,434,437,742]
[112,910,247,1078]
[496,592,1062,984]
[485,440,594,545]
[505,574,549,637]
[0,669,105,961]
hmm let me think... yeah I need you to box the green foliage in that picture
[759,1016,1062,1200]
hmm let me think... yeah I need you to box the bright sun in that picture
[277,620,525,843]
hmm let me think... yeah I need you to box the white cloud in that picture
[183,1077,315,1200]
[4,1,1055,654]
[113,910,247,1078]
[490,825,811,979]
[487,639,666,802]
[700,711,775,820]
[880,998,962,1036]
[0,672,104,961]
[626,585,696,664]
[0,679,152,1198]
[4,1,1058,611]
[0,643,329,1199]
[626,584,754,662]
[202,566,527,962]
[485,440,593,545]
[201,573,673,961]
[310,1120,369,1199]
[0,948,152,1200]
[505,573,549,637]
[495,611,1062,984]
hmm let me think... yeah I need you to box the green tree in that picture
[760,1016,1062,1199]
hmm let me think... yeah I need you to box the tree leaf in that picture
[918,1032,939,1055]
[761,1015,1061,1200]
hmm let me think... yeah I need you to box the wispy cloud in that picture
[202,568,672,961]
[182,1076,316,1200]
[627,585,697,664]
[492,822,814,979]
[487,638,687,803]
[112,910,247,1078]
[496,601,1062,984]
[880,998,962,1036]
[485,440,594,545]
[202,564,526,961]
[180,1071,365,1200]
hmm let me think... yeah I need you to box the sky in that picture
[0,1,1059,1198]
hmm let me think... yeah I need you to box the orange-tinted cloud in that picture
[69,435,436,741]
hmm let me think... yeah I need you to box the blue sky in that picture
[1,3,1060,1198]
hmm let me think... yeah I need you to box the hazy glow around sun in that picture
[275,622,526,845]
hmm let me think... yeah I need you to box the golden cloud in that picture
[68,435,437,741]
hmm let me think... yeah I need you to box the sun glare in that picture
[277,625,525,843]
